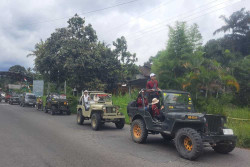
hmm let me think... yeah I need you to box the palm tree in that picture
[213,8,250,37]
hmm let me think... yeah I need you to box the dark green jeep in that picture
[127,89,237,160]
[45,93,70,115]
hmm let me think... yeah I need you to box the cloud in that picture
[0,0,249,71]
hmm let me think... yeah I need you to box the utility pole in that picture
[64,80,66,95]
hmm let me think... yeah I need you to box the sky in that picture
[0,0,249,71]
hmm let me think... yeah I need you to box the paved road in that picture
[0,102,249,167]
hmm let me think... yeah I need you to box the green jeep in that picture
[45,93,70,115]
[77,91,125,131]
[127,89,237,160]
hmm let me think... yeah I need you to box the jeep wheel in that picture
[131,119,148,143]
[91,113,101,131]
[44,106,48,113]
[51,106,56,115]
[77,110,84,125]
[161,133,173,141]
[175,128,203,160]
[212,141,236,154]
[115,118,125,129]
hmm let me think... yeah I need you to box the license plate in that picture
[29,103,33,105]
[223,129,234,135]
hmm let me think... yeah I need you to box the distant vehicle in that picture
[45,93,70,115]
[20,93,36,107]
[5,94,11,103]
[127,89,237,160]
[76,91,125,131]
[9,93,20,105]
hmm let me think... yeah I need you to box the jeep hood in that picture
[166,112,205,120]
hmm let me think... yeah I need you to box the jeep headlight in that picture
[102,106,106,112]
[113,108,116,112]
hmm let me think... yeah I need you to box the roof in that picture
[138,63,151,77]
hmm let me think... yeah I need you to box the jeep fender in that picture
[90,110,103,117]
[170,120,204,136]
[131,114,148,129]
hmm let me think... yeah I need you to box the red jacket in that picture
[146,80,158,90]
[137,97,148,108]
[152,104,160,117]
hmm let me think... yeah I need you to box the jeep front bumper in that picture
[202,135,237,143]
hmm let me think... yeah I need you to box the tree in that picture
[213,8,250,37]
[8,65,26,74]
[113,36,138,81]
[30,15,137,92]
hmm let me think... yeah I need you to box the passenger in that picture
[137,94,148,108]
[146,73,161,91]
[151,98,164,122]
[83,90,90,110]
[83,90,90,103]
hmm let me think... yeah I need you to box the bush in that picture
[67,95,78,114]
[112,91,138,124]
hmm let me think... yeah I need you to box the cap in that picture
[84,90,88,93]
[150,73,156,77]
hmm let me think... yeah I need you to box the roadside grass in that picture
[224,106,250,148]
[112,92,138,124]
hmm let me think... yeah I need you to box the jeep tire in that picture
[212,141,236,154]
[77,110,84,125]
[91,113,101,131]
[115,118,125,129]
[175,128,203,160]
[131,119,148,143]
[51,106,56,115]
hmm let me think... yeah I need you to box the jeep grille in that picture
[106,107,116,113]
[205,115,223,133]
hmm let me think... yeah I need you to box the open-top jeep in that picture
[127,89,237,160]
[76,91,125,131]
[45,93,70,115]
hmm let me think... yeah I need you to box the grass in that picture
[224,106,250,148]
[112,93,137,124]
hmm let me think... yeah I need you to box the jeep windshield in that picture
[90,94,111,102]
[51,94,66,99]
[163,93,190,105]
[26,95,36,99]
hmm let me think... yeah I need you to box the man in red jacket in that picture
[146,73,161,91]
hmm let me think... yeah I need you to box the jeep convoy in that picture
[76,91,125,130]
[0,89,237,160]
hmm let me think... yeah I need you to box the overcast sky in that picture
[0,0,249,71]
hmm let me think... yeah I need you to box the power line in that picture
[124,0,229,39]
[126,0,236,40]
[24,0,140,27]
[129,0,243,42]
[104,0,175,33]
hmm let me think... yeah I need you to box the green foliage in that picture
[112,91,138,124]
[8,65,26,74]
[30,15,138,92]
[225,106,250,148]
[67,95,78,114]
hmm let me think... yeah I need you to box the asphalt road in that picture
[0,101,249,167]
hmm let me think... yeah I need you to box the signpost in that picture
[33,80,44,97]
